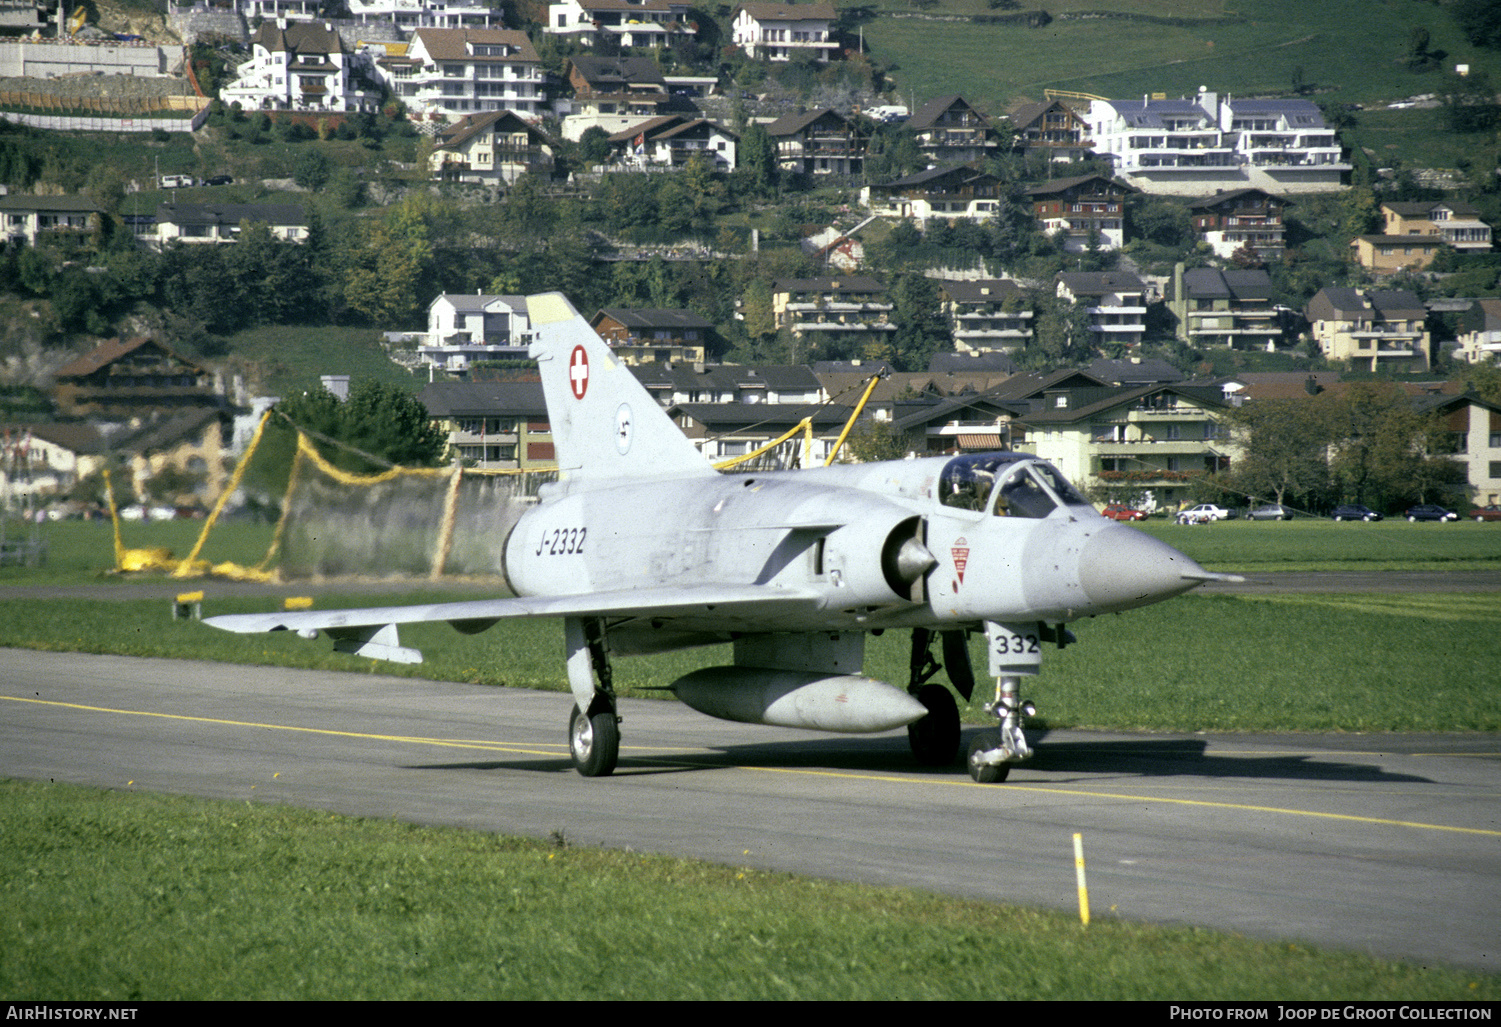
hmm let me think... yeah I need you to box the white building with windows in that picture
[1086,88,1348,195]
[546,0,693,49]
[386,28,543,120]
[731,2,839,62]
[419,293,533,373]
[220,21,380,113]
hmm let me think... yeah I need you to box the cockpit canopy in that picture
[938,453,1092,520]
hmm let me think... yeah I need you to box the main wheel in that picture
[966,732,1011,784]
[907,684,960,766]
[569,704,619,778]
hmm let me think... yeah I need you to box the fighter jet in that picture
[206,293,1232,783]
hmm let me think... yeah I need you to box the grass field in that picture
[2,780,1492,1000]
[860,0,1501,116]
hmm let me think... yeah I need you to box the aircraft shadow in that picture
[410,729,1431,785]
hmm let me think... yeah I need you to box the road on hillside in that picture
[2,648,1496,974]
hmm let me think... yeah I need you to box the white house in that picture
[1086,88,1348,195]
[546,0,693,49]
[420,293,533,373]
[220,21,380,114]
[388,28,544,120]
[152,203,308,248]
[731,2,839,62]
[1056,271,1148,349]
[429,110,556,185]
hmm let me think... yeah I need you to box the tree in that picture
[1454,0,1501,50]
[274,380,446,477]
[1228,398,1334,507]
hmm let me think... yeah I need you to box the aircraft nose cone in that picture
[1077,525,1209,613]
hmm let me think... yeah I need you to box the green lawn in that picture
[1,779,1493,1000]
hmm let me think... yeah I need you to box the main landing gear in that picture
[564,616,620,777]
[906,627,974,766]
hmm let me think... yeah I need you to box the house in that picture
[1456,298,1501,365]
[730,2,839,62]
[418,380,554,469]
[50,337,229,421]
[1186,188,1290,261]
[219,21,381,114]
[772,276,896,355]
[546,0,694,50]
[630,363,822,407]
[765,108,865,177]
[1056,271,1149,349]
[591,308,713,364]
[1006,98,1092,164]
[340,0,505,30]
[669,402,853,466]
[907,95,1004,166]
[0,195,104,250]
[1381,200,1492,254]
[151,203,308,248]
[390,28,543,120]
[429,110,555,186]
[1410,391,1501,507]
[419,293,532,373]
[1085,88,1348,195]
[888,392,1027,456]
[1023,173,1133,252]
[1350,233,1446,272]
[936,279,1033,355]
[606,114,738,171]
[562,55,672,140]
[862,165,1002,225]
[1169,266,1283,350]
[1013,381,1236,508]
[0,422,107,507]
[1305,288,1432,372]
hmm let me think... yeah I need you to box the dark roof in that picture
[669,402,852,430]
[1180,267,1273,302]
[939,279,1025,304]
[631,363,820,393]
[570,55,667,90]
[156,202,306,228]
[418,381,547,418]
[53,337,203,380]
[1186,188,1290,212]
[1056,271,1146,296]
[594,307,713,331]
[1015,383,1229,427]
[435,110,552,152]
[251,21,344,55]
[1307,287,1426,321]
[907,95,989,130]
[766,108,855,137]
[1024,173,1135,198]
[928,351,1018,374]
[0,195,105,214]
[1084,357,1184,386]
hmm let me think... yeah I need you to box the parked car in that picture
[1246,503,1293,521]
[1176,503,1231,524]
[1101,504,1147,522]
[204,174,233,186]
[1331,504,1382,522]
[1405,504,1459,522]
[1469,505,1501,522]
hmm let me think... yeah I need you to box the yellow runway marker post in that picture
[1074,832,1090,926]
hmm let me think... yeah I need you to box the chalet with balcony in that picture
[766,108,864,177]
[418,380,554,469]
[394,28,543,120]
[731,2,839,62]
[1305,288,1432,373]
[907,95,1004,165]
[430,110,555,186]
[1056,271,1148,348]
[630,363,821,407]
[419,293,532,373]
[1013,381,1235,508]
[1006,98,1092,164]
[1024,173,1132,252]
[772,276,896,355]
[547,0,694,49]
[1169,265,1283,350]
[1186,188,1289,261]
[862,165,1001,225]
[591,308,713,364]
[51,337,228,421]
[937,279,1033,355]
[607,114,738,170]
[220,21,380,114]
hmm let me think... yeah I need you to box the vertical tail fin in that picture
[528,293,715,482]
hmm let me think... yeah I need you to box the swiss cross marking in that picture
[569,346,590,400]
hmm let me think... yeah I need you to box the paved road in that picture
[2,649,1497,974]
